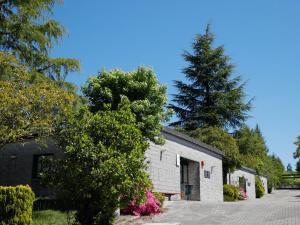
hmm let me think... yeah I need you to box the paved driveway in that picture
[144,190,300,225]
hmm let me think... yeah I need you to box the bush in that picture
[122,191,163,216]
[223,184,239,201]
[153,192,165,208]
[0,185,35,225]
[255,176,265,198]
[48,107,151,225]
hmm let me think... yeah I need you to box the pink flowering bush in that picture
[238,188,248,200]
[122,191,162,216]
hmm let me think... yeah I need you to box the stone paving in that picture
[143,190,300,225]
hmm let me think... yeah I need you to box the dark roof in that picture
[162,127,225,157]
[239,166,257,175]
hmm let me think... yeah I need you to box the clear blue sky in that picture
[51,0,300,168]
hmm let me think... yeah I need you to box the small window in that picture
[32,154,53,179]
[204,170,210,179]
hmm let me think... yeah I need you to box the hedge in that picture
[0,185,35,225]
[255,176,265,198]
[223,184,239,201]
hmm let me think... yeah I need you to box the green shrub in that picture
[0,185,35,225]
[223,184,239,201]
[153,192,165,208]
[255,176,265,198]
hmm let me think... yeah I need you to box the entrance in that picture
[180,157,200,200]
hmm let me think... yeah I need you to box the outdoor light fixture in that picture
[10,155,17,160]
[201,161,204,169]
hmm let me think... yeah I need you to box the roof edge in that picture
[162,127,225,157]
[239,166,257,175]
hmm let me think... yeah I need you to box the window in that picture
[204,170,210,179]
[32,154,53,179]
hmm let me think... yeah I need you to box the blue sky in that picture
[52,0,300,168]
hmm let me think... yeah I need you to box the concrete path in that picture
[145,190,300,225]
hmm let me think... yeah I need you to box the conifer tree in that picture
[169,25,251,130]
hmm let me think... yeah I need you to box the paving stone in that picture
[145,190,300,225]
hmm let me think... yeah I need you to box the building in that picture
[227,166,256,200]
[0,127,225,202]
[0,139,62,197]
[146,127,224,202]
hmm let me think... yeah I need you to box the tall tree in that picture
[0,53,77,147]
[261,154,284,193]
[47,106,150,225]
[293,135,300,159]
[82,67,172,144]
[296,160,300,173]
[234,126,268,173]
[169,25,251,130]
[185,126,240,184]
[0,0,79,80]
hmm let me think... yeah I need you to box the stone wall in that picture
[146,132,224,202]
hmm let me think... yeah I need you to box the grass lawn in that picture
[33,210,74,225]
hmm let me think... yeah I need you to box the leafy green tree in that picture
[261,154,284,192]
[255,176,265,198]
[234,126,268,173]
[48,105,151,225]
[0,53,77,147]
[185,127,240,184]
[82,67,172,144]
[293,135,300,159]
[296,160,300,173]
[0,0,79,80]
[169,25,251,130]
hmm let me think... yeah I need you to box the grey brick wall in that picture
[227,169,256,200]
[146,132,223,202]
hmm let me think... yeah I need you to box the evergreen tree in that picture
[296,160,300,173]
[169,25,251,130]
[0,0,79,81]
[234,126,268,173]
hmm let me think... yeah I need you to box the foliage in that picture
[47,106,151,225]
[0,53,77,147]
[234,125,268,173]
[261,155,284,192]
[122,191,162,216]
[169,24,251,131]
[296,160,300,173]
[0,185,35,225]
[293,135,300,159]
[0,0,80,80]
[33,210,74,225]
[186,127,240,183]
[82,66,171,144]
[223,184,239,202]
[153,192,165,208]
[255,176,265,198]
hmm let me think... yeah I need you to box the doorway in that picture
[180,157,200,200]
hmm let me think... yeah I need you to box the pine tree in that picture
[169,25,251,130]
